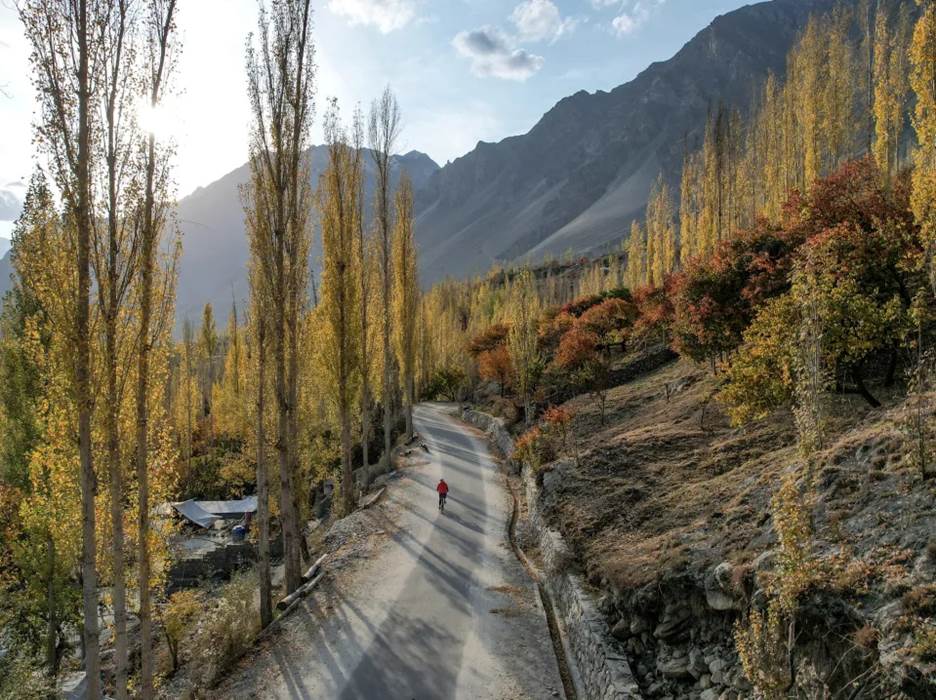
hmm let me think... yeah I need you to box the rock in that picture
[753,549,777,572]
[611,618,630,641]
[706,562,741,611]
[706,589,739,611]
[630,615,651,634]
[689,648,709,678]
[699,673,712,689]
[658,655,693,679]
[709,658,727,675]
[700,689,721,700]
[714,562,734,587]
[654,605,691,638]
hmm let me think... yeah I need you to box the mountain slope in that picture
[175,147,438,325]
[414,0,841,283]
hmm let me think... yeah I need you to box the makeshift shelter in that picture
[171,496,258,529]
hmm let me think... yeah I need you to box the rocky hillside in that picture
[175,147,438,327]
[516,354,936,699]
[414,0,844,284]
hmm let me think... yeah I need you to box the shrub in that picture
[560,294,604,318]
[671,219,797,365]
[576,297,637,350]
[189,572,261,688]
[515,425,552,471]
[631,282,674,346]
[468,323,509,357]
[554,328,598,371]
[537,310,575,355]
[902,584,936,617]
[911,624,936,662]
[424,366,466,401]
[478,345,513,396]
[163,589,203,673]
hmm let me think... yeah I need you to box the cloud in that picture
[609,1,666,37]
[509,0,576,43]
[611,11,638,35]
[452,26,544,81]
[327,0,416,34]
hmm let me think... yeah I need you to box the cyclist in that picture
[437,478,449,511]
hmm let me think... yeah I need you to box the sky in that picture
[0,0,752,239]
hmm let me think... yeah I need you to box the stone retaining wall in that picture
[461,407,516,467]
[522,463,642,700]
[463,407,642,700]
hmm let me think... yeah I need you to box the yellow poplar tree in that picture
[911,0,936,289]
[318,102,362,515]
[392,175,419,438]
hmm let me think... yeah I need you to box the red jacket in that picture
[437,480,449,495]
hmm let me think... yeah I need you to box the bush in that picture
[189,572,261,688]
[163,589,203,672]
[468,323,509,357]
[423,366,466,401]
[478,346,513,395]
[0,651,52,700]
[560,294,604,318]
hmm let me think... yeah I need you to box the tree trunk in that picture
[360,384,371,492]
[383,274,393,468]
[106,314,128,700]
[341,408,353,516]
[76,0,100,692]
[256,315,272,627]
[276,304,301,594]
[852,367,881,408]
[885,344,898,387]
[136,129,158,699]
[404,374,414,438]
[46,535,57,679]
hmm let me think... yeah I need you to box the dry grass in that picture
[538,358,928,593]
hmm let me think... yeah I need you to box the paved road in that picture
[219,402,563,699]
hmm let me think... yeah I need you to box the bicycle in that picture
[438,492,447,513]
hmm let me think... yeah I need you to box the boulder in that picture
[654,604,691,638]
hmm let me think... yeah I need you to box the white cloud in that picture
[608,1,666,38]
[509,0,575,43]
[611,12,637,35]
[327,0,417,34]
[452,26,544,81]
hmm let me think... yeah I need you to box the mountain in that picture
[0,251,10,298]
[414,0,841,283]
[0,150,439,316]
[0,237,10,260]
[175,147,439,325]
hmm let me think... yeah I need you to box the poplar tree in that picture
[911,0,936,288]
[92,3,139,692]
[354,106,376,487]
[646,175,676,283]
[369,87,402,469]
[392,175,419,437]
[626,220,646,289]
[20,1,102,691]
[134,8,178,691]
[318,101,362,514]
[244,0,316,595]
[874,3,912,179]
[507,270,541,425]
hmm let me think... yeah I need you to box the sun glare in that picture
[135,97,180,141]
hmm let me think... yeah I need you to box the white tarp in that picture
[171,496,258,528]
[195,496,258,517]
[171,500,218,528]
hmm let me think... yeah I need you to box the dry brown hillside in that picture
[521,355,936,698]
